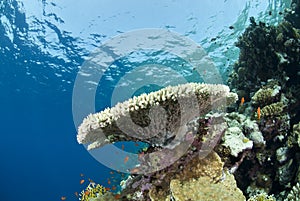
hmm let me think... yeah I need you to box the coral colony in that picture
[76,1,300,200]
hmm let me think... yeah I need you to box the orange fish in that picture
[74,192,79,198]
[80,179,85,184]
[61,196,66,200]
[107,179,111,185]
[114,194,121,199]
[130,167,140,174]
[124,156,129,164]
[134,143,139,147]
[105,187,111,191]
[138,152,144,159]
[257,107,261,120]
[112,186,117,190]
[240,97,245,106]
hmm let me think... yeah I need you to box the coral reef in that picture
[228,10,300,124]
[227,1,300,200]
[76,2,300,201]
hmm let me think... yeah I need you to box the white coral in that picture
[77,83,238,150]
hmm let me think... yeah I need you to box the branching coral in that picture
[284,182,300,201]
[260,102,285,118]
[251,84,281,106]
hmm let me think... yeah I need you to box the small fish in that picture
[80,179,85,184]
[107,179,111,185]
[138,152,145,159]
[121,144,125,150]
[88,178,95,184]
[112,186,117,190]
[80,173,84,177]
[124,156,129,164]
[110,171,114,174]
[257,107,261,120]
[105,187,111,191]
[61,196,66,200]
[134,143,139,147]
[74,192,79,198]
[114,194,121,199]
[130,167,140,174]
[240,97,245,106]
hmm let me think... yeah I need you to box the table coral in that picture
[77,83,237,150]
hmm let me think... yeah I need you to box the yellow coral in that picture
[148,152,245,201]
[169,171,245,201]
[79,182,107,201]
[251,84,281,106]
[247,192,276,201]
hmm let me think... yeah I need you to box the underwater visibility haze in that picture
[1,0,300,201]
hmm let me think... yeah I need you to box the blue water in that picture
[0,0,290,200]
